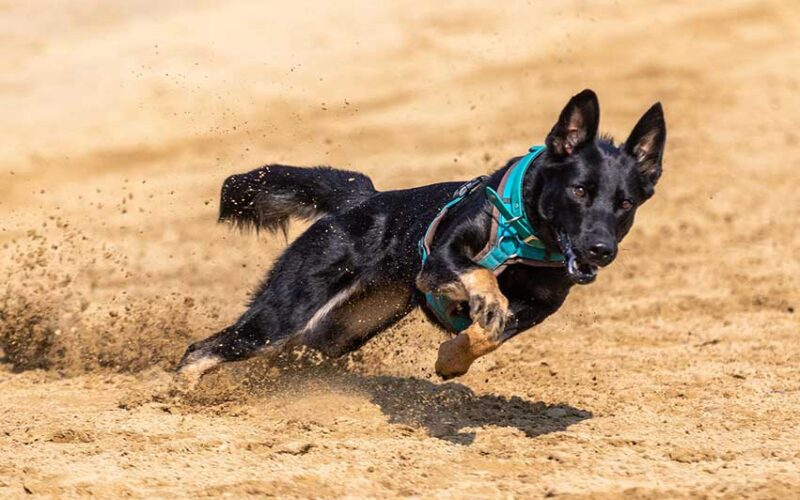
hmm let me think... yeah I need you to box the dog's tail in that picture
[218,164,377,236]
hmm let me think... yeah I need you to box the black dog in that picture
[177,89,666,383]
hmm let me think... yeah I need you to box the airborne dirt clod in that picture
[1,0,800,498]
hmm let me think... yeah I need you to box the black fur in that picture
[219,165,376,237]
[178,89,666,379]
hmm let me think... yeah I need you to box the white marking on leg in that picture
[301,281,362,333]
[176,355,221,390]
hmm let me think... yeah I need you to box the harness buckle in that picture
[453,175,488,199]
[523,234,539,244]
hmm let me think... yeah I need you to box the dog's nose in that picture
[587,241,616,265]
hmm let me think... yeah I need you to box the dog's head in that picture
[532,89,666,284]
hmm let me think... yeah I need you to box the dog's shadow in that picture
[225,363,592,445]
[199,358,592,446]
[344,374,591,445]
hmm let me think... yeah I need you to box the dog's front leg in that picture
[459,268,509,336]
[435,296,565,379]
[418,265,509,379]
[435,319,504,380]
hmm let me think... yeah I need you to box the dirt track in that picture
[1,0,799,497]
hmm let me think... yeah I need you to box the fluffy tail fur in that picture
[218,164,377,236]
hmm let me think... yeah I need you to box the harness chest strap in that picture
[473,145,565,274]
[418,146,566,332]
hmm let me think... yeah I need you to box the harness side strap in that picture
[419,175,488,263]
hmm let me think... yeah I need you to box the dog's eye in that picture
[572,186,587,198]
[620,199,633,210]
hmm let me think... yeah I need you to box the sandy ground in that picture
[1,0,799,498]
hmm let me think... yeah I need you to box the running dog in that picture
[177,89,666,383]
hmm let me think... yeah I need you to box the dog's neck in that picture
[520,153,561,255]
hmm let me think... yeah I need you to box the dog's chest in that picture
[497,264,571,305]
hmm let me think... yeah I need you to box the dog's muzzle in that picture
[557,231,598,285]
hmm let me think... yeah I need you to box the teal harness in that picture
[418,146,565,332]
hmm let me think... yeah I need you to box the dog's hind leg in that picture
[294,280,416,358]
[176,213,414,387]
[176,284,362,388]
[176,279,414,387]
[175,220,358,386]
[175,315,283,388]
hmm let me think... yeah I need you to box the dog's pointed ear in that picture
[625,102,666,185]
[545,89,600,157]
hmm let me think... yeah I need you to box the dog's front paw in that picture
[435,323,504,379]
[468,293,508,335]
[435,333,474,380]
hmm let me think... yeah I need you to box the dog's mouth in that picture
[557,231,598,285]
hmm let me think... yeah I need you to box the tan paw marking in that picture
[435,322,502,380]
[459,268,508,333]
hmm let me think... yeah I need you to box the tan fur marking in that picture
[435,322,502,379]
[460,268,509,323]
[436,280,469,301]
[460,268,504,302]
[431,268,510,379]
